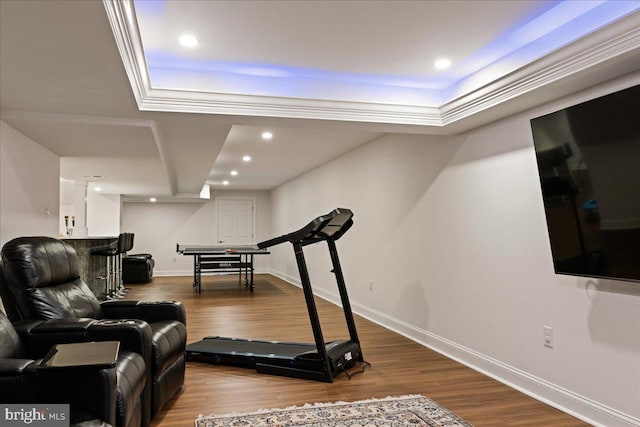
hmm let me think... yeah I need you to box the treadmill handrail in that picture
[258,208,353,248]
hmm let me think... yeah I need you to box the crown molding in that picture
[103,1,639,129]
[103,0,150,106]
[440,12,640,126]
[140,87,444,126]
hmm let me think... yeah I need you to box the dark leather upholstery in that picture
[0,310,37,401]
[99,303,186,418]
[115,351,146,427]
[123,233,154,284]
[0,237,102,320]
[1,237,187,425]
[0,311,126,426]
[122,256,154,284]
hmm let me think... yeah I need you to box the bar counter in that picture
[62,236,117,300]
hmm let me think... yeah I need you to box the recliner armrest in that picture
[11,318,47,335]
[0,358,38,403]
[13,317,153,365]
[13,318,98,358]
[127,253,153,259]
[88,319,153,365]
[101,300,186,325]
[124,255,150,261]
[0,358,37,376]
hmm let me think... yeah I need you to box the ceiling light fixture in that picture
[223,180,229,186]
[434,58,452,70]
[94,187,102,192]
[200,184,211,199]
[242,155,251,162]
[150,197,157,202]
[261,131,273,140]
[230,170,238,176]
[179,34,199,48]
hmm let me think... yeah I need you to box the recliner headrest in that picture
[1,236,80,290]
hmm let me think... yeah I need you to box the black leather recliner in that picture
[122,256,154,284]
[0,237,187,425]
[122,233,154,284]
[0,309,134,427]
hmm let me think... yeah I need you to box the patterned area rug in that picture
[195,394,473,426]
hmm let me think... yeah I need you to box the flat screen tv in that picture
[530,84,640,282]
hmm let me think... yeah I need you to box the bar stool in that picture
[92,233,126,300]
[115,232,135,296]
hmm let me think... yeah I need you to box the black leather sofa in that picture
[0,237,187,426]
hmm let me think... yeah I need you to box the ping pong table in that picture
[176,244,269,293]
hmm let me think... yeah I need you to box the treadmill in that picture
[186,208,367,382]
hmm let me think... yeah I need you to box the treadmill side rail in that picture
[256,363,333,383]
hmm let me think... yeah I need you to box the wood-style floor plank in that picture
[124,275,587,427]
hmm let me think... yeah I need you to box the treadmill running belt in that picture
[186,337,316,361]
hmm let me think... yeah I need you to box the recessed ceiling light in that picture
[242,155,251,162]
[261,131,273,140]
[230,170,238,176]
[150,197,157,202]
[223,180,229,186]
[179,34,198,48]
[94,187,102,192]
[434,58,452,70]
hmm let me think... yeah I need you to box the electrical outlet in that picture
[368,281,374,292]
[543,326,553,348]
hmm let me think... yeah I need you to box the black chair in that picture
[122,256,154,284]
[123,233,155,284]
[0,309,144,427]
[0,237,187,425]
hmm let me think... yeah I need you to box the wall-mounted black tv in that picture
[530,84,640,282]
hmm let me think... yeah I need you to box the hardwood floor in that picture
[125,275,587,427]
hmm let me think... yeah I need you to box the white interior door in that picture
[217,199,255,245]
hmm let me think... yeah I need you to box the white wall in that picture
[86,187,121,237]
[0,121,60,245]
[120,190,271,275]
[59,178,77,236]
[268,76,640,427]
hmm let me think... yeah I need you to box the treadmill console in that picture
[258,208,353,249]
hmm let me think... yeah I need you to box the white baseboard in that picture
[269,269,638,427]
[270,270,300,287]
[154,269,192,277]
